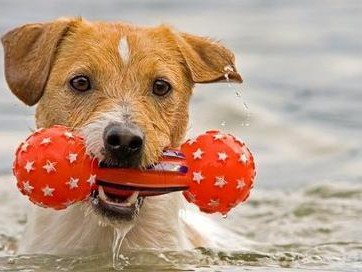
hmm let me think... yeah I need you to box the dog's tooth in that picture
[127,191,139,205]
[98,186,108,201]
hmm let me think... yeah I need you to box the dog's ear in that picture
[177,33,242,84]
[1,20,71,106]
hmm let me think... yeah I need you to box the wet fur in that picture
[1,18,242,255]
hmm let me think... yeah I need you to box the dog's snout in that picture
[103,123,144,161]
[105,127,143,153]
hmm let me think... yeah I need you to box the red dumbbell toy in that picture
[13,126,256,214]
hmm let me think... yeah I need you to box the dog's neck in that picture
[18,193,191,255]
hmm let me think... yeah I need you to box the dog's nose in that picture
[103,123,144,159]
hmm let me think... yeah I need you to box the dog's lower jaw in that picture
[17,193,193,255]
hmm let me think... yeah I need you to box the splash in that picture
[112,224,133,270]
[223,66,251,128]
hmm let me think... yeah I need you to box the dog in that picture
[1,17,242,255]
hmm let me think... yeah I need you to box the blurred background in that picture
[1,0,361,188]
[0,0,361,271]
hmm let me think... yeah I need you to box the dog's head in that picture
[2,18,242,221]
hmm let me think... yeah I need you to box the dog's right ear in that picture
[1,20,71,106]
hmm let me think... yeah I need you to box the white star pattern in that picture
[13,126,254,212]
[187,138,197,145]
[24,161,35,173]
[239,153,248,164]
[192,148,204,160]
[42,185,55,197]
[20,141,30,152]
[40,137,52,145]
[22,181,34,194]
[192,171,204,184]
[208,199,220,207]
[87,174,96,186]
[214,176,228,188]
[217,152,228,161]
[213,134,224,141]
[66,177,79,189]
[64,131,74,139]
[67,153,78,164]
[236,179,246,190]
[43,160,57,173]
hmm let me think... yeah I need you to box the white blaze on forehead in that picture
[118,37,130,63]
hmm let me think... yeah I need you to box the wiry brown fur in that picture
[36,19,196,166]
[1,17,242,254]
[3,18,241,167]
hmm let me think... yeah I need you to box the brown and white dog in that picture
[1,18,242,255]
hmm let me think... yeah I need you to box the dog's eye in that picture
[69,76,91,92]
[152,79,172,97]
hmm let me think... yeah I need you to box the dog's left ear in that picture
[177,33,242,84]
[1,19,71,106]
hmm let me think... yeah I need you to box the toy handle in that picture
[92,150,190,197]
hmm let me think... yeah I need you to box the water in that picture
[1,0,362,271]
[112,225,133,270]
[1,182,361,271]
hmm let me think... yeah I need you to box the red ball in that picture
[181,130,256,215]
[13,126,95,210]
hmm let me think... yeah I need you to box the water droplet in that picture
[91,198,99,206]
[220,120,226,127]
[243,102,249,110]
[112,225,133,270]
[224,73,230,81]
[222,66,252,129]
[222,214,228,219]
[224,65,234,73]
[7,258,15,264]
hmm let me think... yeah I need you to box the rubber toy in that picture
[12,126,95,210]
[13,126,256,214]
[181,130,256,214]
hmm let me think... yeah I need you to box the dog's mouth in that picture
[89,153,148,221]
[91,186,144,221]
[89,149,188,221]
